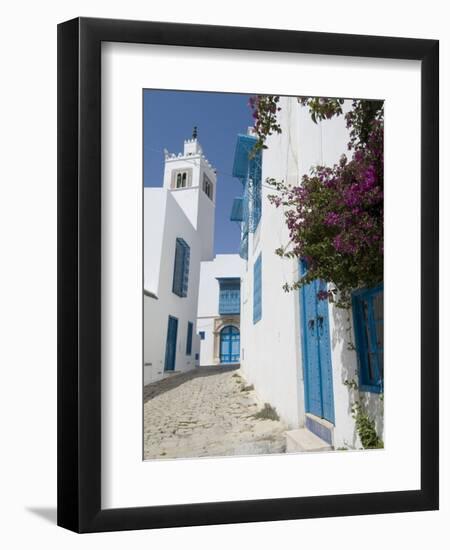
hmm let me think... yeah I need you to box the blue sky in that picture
[143,90,253,254]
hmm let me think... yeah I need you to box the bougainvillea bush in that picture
[250,95,384,307]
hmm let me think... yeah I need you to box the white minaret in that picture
[163,127,216,260]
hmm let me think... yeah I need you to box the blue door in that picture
[299,264,335,423]
[164,316,178,371]
[220,326,240,363]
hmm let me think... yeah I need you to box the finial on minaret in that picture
[192,126,198,139]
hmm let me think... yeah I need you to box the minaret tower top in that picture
[163,127,217,203]
[162,129,216,260]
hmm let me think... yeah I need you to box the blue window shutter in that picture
[172,239,183,296]
[181,241,190,297]
[172,238,190,297]
[218,278,240,315]
[186,321,193,355]
[250,150,262,231]
[352,285,384,393]
[253,254,262,323]
[231,134,261,258]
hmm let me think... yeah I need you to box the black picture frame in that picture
[57,16,439,533]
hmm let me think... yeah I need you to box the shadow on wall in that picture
[143,364,239,403]
[331,304,384,447]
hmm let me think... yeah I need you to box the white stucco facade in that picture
[238,97,384,448]
[197,254,244,366]
[143,136,216,385]
[143,103,384,451]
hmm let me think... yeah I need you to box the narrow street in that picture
[143,366,287,460]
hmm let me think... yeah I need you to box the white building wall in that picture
[239,99,304,428]
[143,189,166,295]
[198,255,244,317]
[196,189,215,260]
[168,187,215,260]
[197,254,244,366]
[143,189,201,385]
[240,97,383,446]
[143,137,217,386]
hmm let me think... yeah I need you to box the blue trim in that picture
[230,197,244,222]
[186,321,193,355]
[239,231,248,260]
[253,254,262,323]
[230,133,262,258]
[352,284,384,393]
[172,238,190,297]
[220,325,240,363]
[299,260,335,424]
[305,416,333,445]
[218,278,240,315]
[164,316,178,372]
[232,134,258,179]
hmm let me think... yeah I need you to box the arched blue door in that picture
[220,325,240,363]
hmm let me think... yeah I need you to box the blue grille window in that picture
[352,285,384,393]
[172,238,190,297]
[186,321,193,355]
[249,151,262,231]
[253,254,262,324]
[199,331,205,340]
[231,134,262,259]
[218,278,240,315]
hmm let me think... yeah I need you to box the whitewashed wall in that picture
[197,254,244,366]
[143,188,166,296]
[143,189,202,385]
[239,98,303,428]
[198,254,244,317]
[240,97,383,446]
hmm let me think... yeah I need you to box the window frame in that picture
[186,321,193,355]
[352,284,384,393]
[218,278,240,315]
[202,174,214,200]
[253,254,262,324]
[172,168,192,189]
[172,237,190,298]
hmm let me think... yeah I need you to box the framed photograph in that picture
[57,17,439,533]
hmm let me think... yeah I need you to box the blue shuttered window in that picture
[253,254,262,324]
[172,238,190,297]
[164,316,178,372]
[249,150,262,232]
[186,321,193,355]
[218,278,240,315]
[352,285,384,393]
[230,134,262,259]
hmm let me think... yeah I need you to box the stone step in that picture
[285,428,333,453]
